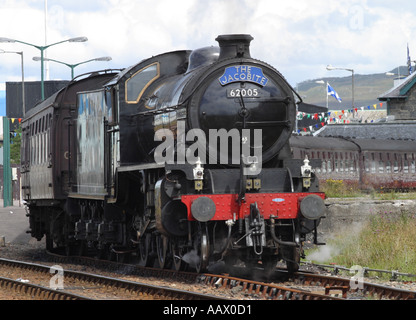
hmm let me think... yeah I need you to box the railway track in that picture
[3,253,415,300]
[199,271,416,300]
[0,256,340,300]
[198,273,343,300]
[0,275,90,300]
[294,272,416,300]
[42,252,344,300]
[0,258,223,300]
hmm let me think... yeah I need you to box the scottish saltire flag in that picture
[327,83,342,103]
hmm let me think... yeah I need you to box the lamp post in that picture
[0,36,88,100]
[33,56,112,79]
[0,49,25,207]
[0,50,25,117]
[326,65,355,109]
[314,80,328,110]
[386,71,407,87]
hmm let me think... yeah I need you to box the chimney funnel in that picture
[215,34,253,60]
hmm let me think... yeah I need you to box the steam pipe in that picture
[270,215,299,247]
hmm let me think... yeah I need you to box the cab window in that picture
[125,63,159,103]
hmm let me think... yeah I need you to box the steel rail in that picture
[0,275,91,300]
[199,273,344,300]
[295,272,416,300]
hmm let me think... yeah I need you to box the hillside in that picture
[296,66,409,111]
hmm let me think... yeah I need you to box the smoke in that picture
[181,249,227,273]
[187,0,256,42]
[306,244,341,263]
[306,221,366,263]
[181,249,200,269]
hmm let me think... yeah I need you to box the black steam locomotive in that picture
[21,34,325,273]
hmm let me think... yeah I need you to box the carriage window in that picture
[335,160,339,172]
[386,161,391,173]
[321,160,326,173]
[106,88,118,123]
[379,161,384,173]
[365,160,370,173]
[394,161,399,173]
[125,63,159,104]
[404,161,409,173]
[349,160,353,173]
[371,161,376,173]
[327,160,332,173]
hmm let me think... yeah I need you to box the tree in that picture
[10,125,21,165]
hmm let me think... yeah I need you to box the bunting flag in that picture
[8,118,22,123]
[295,102,385,133]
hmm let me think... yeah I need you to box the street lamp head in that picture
[326,64,354,73]
[95,56,112,62]
[0,37,16,43]
[33,56,53,62]
[69,37,88,43]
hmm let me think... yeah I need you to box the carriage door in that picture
[21,123,31,200]
[105,87,120,199]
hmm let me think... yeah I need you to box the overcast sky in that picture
[1,0,416,90]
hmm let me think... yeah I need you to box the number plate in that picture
[227,88,263,98]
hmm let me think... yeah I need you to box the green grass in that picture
[306,212,416,279]
[309,179,416,279]
[319,179,362,198]
[320,179,416,200]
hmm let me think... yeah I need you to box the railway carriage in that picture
[21,71,120,249]
[290,135,416,190]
